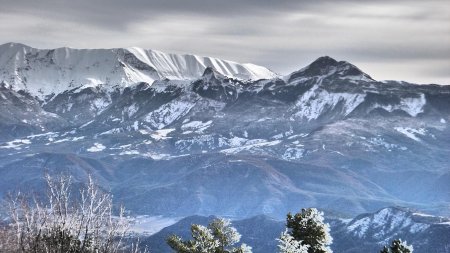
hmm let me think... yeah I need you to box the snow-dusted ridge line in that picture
[0,42,278,99]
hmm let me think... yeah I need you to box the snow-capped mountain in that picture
[331,207,450,253]
[0,43,276,99]
[143,207,450,253]
[0,44,449,221]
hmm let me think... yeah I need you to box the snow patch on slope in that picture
[127,47,277,80]
[144,96,197,129]
[87,143,106,152]
[347,208,430,239]
[0,139,31,149]
[220,140,281,154]
[181,120,213,134]
[292,85,366,120]
[151,128,175,140]
[373,94,426,117]
[394,127,427,142]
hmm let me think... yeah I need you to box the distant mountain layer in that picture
[0,43,276,99]
[0,44,449,220]
[143,207,450,253]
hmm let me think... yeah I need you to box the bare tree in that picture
[1,174,148,253]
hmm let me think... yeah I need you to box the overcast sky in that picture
[0,0,449,84]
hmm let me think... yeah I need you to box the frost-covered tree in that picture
[286,208,332,253]
[380,239,413,253]
[1,174,148,253]
[277,229,309,253]
[167,218,252,253]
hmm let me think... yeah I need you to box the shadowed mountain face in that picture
[143,207,450,253]
[0,44,449,219]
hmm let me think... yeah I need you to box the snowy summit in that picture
[0,42,277,99]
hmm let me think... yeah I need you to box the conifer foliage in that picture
[380,239,414,253]
[277,230,309,253]
[284,208,332,253]
[167,218,252,253]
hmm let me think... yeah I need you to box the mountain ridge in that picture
[142,207,450,253]
[0,42,449,221]
[0,42,278,99]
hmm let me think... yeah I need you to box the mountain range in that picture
[0,43,449,221]
[142,207,450,253]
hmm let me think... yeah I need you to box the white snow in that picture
[79,120,94,128]
[394,127,427,142]
[91,97,111,114]
[256,117,272,122]
[175,134,217,152]
[291,85,366,121]
[126,103,139,117]
[27,132,59,139]
[347,208,431,239]
[412,212,434,217]
[272,133,284,140]
[142,152,173,160]
[53,138,71,143]
[220,140,281,154]
[144,96,196,129]
[367,137,399,151]
[228,136,249,147]
[100,128,122,135]
[150,128,175,140]
[119,150,140,155]
[400,94,426,116]
[132,121,139,131]
[347,217,371,238]
[282,148,305,160]
[0,139,31,149]
[87,143,106,152]
[409,223,429,233]
[72,136,85,141]
[373,93,426,117]
[181,120,213,133]
[0,43,277,99]
[441,118,447,124]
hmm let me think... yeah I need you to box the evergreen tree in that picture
[380,239,413,253]
[286,208,332,253]
[167,218,252,253]
[278,229,309,253]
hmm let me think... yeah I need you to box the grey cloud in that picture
[0,0,449,84]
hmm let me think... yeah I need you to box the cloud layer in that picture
[0,0,449,84]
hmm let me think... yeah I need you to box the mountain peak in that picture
[311,56,339,67]
[288,56,374,82]
[202,66,227,81]
[202,66,216,76]
[0,42,28,48]
[0,42,31,53]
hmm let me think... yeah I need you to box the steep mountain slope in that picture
[0,44,449,219]
[0,43,276,100]
[331,207,450,253]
